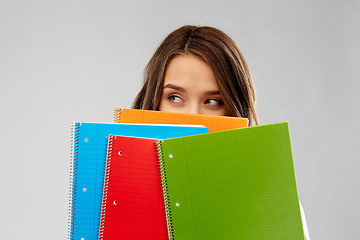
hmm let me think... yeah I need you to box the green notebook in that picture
[157,122,305,239]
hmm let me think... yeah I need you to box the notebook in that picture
[68,122,208,240]
[99,135,168,240]
[114,108,248,132]
[156,122,305,239]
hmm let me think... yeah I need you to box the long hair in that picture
[132,25,259,126]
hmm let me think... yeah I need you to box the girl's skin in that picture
[159,54,226,116]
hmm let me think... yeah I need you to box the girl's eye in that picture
[205,99,223,106]
[169,95,183,103]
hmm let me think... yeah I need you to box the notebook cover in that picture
[157,122,305,239]
[99,135,167,240]
[69,122,208,240]
[115,108,248,133]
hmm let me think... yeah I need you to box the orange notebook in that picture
[114,108,248,133]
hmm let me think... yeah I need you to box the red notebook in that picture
[99,135,167,240]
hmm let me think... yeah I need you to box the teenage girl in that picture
[133,25,310,239]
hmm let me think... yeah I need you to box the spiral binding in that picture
[68,122,80,240]
[98,135,115,240]
[114,108,122,123]
[156,140,175,240]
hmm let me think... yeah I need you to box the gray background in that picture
[0,0,359,239]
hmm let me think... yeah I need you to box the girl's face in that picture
[159,54,226,116]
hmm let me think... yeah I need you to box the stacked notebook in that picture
[69,108,305,240]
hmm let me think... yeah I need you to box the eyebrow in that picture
[163,84,185,92]
[163,83,222,95]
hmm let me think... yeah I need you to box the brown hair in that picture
[132,25,259,126]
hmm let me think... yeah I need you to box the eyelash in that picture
[205,98,223,106]
[168,95,183,103]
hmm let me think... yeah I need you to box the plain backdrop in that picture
[0,0,359,239]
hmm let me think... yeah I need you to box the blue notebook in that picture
[68,122,208,240]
